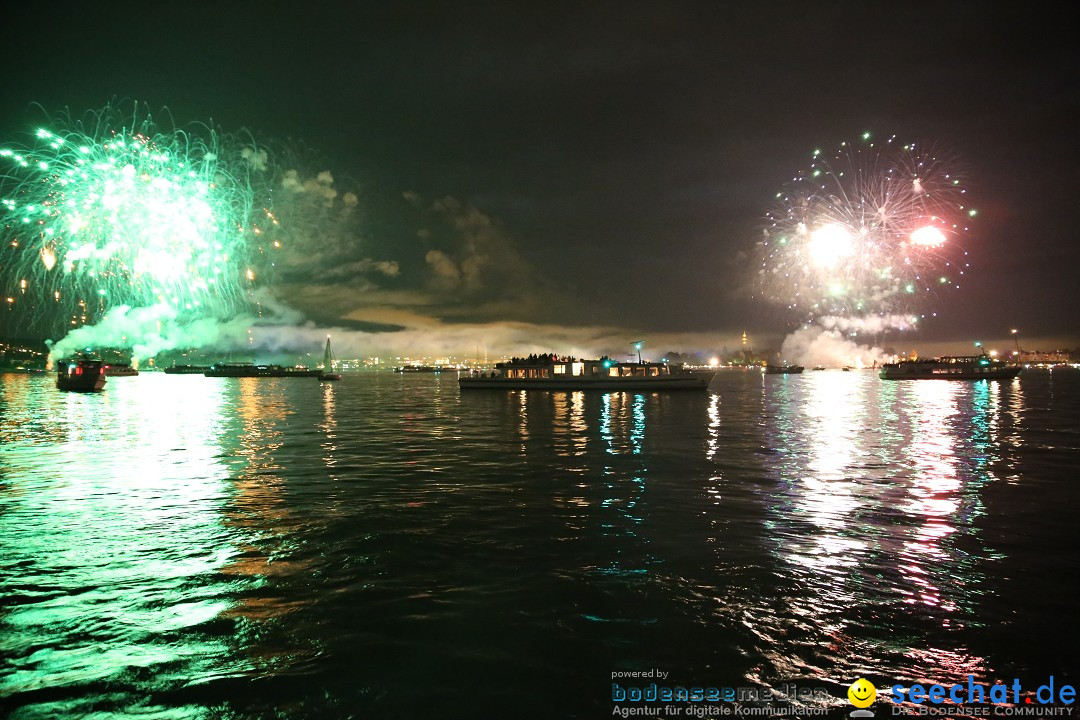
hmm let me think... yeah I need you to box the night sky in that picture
[2,2,1077,358]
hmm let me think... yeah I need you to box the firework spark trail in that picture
[0,103,281,346]
[758,133,976,331]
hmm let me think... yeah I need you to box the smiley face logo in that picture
[848,678,876,708]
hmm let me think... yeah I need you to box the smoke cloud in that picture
[777,315,914,367]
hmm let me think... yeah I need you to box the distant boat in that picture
[103,363,139,377]
[203,363,321,378]
[459,355,713,390]
[56,358,107,392]
[163,364,210,375]
[879,353,1022,380]
[319,337,342,381]
[811,366,826,371]
[394,365,446,373]
[764,365,804,374]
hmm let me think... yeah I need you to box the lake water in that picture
[1,368,1078,718]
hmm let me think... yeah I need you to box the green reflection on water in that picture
[0,374,253,715]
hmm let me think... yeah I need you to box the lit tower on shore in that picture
[741,330,753,364]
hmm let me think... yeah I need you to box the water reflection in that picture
[0,373,67,450]
[1,369,1064,717]
[551,391,588,458]
[599,393,648,529]
[0,373,361,716]
[233,377,289,479]
[755,371,1025,688]
[517,391,652,527]
[706,392,721,460]
[212,378,328,678]
[321,382,339,469]
[0,375,248,716]
[515,389,529,448]
[901,381,964,611]
[600,392,647,457]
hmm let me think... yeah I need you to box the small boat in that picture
[319,337,342,381]
[764,365,804,374]
[460,354,712,391]
[104,363,139,377]
[812,366,826,371]
[879,353,1022,380]
[394,365,447,373]
[56,358,107,392]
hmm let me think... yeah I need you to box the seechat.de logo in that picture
[848,678,876,718]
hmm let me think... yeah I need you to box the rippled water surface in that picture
[1,369,1078,718]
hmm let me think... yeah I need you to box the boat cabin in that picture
[492,355,682,379]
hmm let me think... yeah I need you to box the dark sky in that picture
[2,1,1077,356]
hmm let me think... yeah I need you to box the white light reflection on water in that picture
[793,370,866,577]
[748,372,877,685]
[706,392,721,460]
[901,381,964,610]
[749,371,1030,694]
[320,382,338,470]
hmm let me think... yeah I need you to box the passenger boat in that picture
[56,358,107,392]
[879,353,1022,380]
[394,365,448,373]
[764,364,804,374]
[319,337,342,381]
[203,363,322,378]
[459,355,712,390]
[103,363,139,377]
[163,364,210,374]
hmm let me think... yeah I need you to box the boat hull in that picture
[879,366,1022,380]
[56,360,107,392]
[163,365,209,374]
[459,375,711,391]
[203,365,322,378]
[878,352,1023,381]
